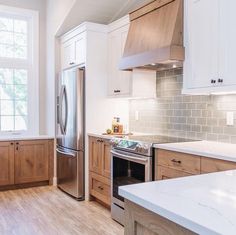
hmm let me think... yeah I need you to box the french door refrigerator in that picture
[56,66,85,200]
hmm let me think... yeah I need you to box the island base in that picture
[124,199,197,235]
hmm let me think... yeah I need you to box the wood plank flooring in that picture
[0,186,123,235]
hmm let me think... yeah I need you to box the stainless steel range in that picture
[110,135,196,225]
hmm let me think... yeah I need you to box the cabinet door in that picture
[75,33,86,65]
[15,140,49,184]
[61,39,75,69]
[89,137,102,174]
[108,25,132,96]
[101,140,111,178]
[219,0,236,86]
[0,142,14,186]
[184,0,219,89]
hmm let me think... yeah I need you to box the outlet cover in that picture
[227,112,234,126]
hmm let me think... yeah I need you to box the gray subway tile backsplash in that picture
[129,68,236,144]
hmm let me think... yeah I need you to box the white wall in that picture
[0,0,47,134]
[45,0,75,136]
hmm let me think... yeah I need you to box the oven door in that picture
[111,149,152,208]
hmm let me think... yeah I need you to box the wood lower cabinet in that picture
[201,157,236,174]
[15,140,50,184]
[89,136,111,206]
[90,172,111,206]
[155,149,236,181]
[0,142,14,186]
[157,165,192,180]
[0,139,54,189]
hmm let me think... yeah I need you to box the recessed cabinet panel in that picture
[61,40,75,69]
[219,0,236,86]
[0,142,14,186]
[75,33,86,66]
[108,24,132,97]
[15,140,49,184]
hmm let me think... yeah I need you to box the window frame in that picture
[0,5,39,136]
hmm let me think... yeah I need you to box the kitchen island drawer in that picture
[156,149,201,174]
[156,166,193,180]
[89,172,110,206]
[201,157,236,174]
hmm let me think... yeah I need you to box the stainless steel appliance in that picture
[56,66,85,200]
[110,135,196,225]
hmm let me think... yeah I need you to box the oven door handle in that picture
[111,150,148,164]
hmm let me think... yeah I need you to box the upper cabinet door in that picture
[61,39,76,69]
[219,0,236,86]
[184,0,219,89]
[75,32,86,66]
[108,24,132,97]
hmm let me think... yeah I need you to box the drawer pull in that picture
[171,159,181,164]
[98,186,104,190]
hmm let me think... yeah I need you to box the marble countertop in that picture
[0,135,54,141]
[155,140,236,162]
[119,170,236,235]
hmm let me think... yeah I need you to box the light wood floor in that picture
[0,186,123,235]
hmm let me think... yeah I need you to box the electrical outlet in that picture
[226,112,234,126]
[135,111,139,121]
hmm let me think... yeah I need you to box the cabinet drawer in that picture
[156,166,192,181]
[90,172,110,206]
[201,157,236,174]
[156,149,200,174]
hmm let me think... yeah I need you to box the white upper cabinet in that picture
[61,31,86,70]
[183,0,236,94]
[107,16,156,98]
[219,0,236,87]
[108,23,131,96]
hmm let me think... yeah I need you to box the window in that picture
[0,5,39,135]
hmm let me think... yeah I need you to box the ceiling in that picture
[56,0,153,36]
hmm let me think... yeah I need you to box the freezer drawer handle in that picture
[56,149,76,157]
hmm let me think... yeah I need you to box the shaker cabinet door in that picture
[108,24,132,97]
[15,140,49,184]
[61,39,75,69]
[218,0,236,86]
[89,138,102,175]
[184,0,219,90]
[0,142,14,186]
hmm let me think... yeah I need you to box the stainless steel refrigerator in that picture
[56,66,85,200]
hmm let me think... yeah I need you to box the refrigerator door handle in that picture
[63,86,68,134]
[59,85,68,135]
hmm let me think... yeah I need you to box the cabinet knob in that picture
[10,142,14,145]
[114,90,121,93]
[218,78,223,83]
[211,79,216,84]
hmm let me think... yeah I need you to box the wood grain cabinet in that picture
[15,140,50,184]
[0,142,15,186]
[0,139,54,189]
[89,136,111,206]
[155,149,236,181]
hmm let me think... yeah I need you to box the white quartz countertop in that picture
[0,135,54,141]
[119,170,236,235]
[154,140,236,162]
[87,133,115,140]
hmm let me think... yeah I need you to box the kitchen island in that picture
[119,170,236,235]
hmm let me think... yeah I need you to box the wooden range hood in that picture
[119,0,184,71]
